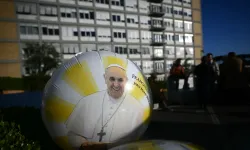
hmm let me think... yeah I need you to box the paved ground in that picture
[142,105,250,150]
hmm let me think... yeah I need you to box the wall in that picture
[0,0,22,77]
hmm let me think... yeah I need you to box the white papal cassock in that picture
[65,90,144,147]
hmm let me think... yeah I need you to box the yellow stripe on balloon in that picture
[143,107,150,122]
[63,60,99,96]
[130,72,148,100]
[185,143,204,150]
[102,56,127,69]
[54,136,74,150]
[44,96,75,123]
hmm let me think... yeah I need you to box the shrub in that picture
[0,121,40,150]
[0,107,60,150]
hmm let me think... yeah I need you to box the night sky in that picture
[202,0,250,56]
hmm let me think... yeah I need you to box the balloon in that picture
[109,140,205,150]
[41,51,152,150]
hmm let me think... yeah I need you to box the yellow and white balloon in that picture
[41,51,152,149]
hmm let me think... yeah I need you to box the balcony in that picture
[150,21,166,32]
[147,0,163,3]
[151,37,165,46]
[153,68,165,74]
[149,6,165,17]
[152,55,164,61]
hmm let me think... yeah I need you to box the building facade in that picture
[0,0,203,80]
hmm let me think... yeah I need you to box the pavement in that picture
[142,105,250,150]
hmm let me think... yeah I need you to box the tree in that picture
[23,42,61,76]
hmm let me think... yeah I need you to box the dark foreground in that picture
[144,105,250,150]
[1,105,250,150]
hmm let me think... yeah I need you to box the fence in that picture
[0,92,42,108]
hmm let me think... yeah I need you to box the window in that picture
[20,26,26,34]
[183,0,191,4]
[73,31,78,36]
[154,62,164,71]
[60,8,77,18]
[127,18,135,23]
[96,11,110,21]
[42,25,59,36]
[165,46,175,55]
[111,0,124,6]
[164,5,173,14]
[173,7,183,16]
[141,31,151,40]
[113,31,126,38]
[150,5,163,13]
[129,48,139,54]
[139,0,149,12]
[17,3,37,15]
[143,61,153,70]
[185,47,194,57]
[114,46,127,54]
[19,24,39,35]
[112,15,121,22]
[165,33,174,42]
[153,34,163,43]
[175,20,183,29]
[176,47,185,58]
[141,47,150,55]
[79,0,93,2]
[185,34,193,43]
[62,44,79,54]
[62,26,78,37]
[96,0,109,5]
[184,21,192,31]
[183,9,192,17]
[164,19,173,28]
[128,30,139,40]
[174,34,184,42]
[125,0,136,9]
[97,28,111,38]
[81,31,95,37]
[152,19,163,27]
[154,48,163,57]
[79,27,95,38]
[79,9,95,19]
[140,16,151,25]
[40,5,58,17]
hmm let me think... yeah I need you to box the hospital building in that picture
[0,0,203,80]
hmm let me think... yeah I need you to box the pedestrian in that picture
[221,52,244,104]
[206,53,220,101]
[170,58,185,91]
[194,56,214,109]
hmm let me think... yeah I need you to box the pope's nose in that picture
[113,81,120,87]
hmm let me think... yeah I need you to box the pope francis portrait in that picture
[65,63,145,148]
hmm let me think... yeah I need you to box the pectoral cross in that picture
[97,127,106,142]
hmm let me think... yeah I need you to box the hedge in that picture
[0,121,40,150]
[0,76,50,91]
[0,107,60,150]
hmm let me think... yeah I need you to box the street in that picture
[142,105,250,150]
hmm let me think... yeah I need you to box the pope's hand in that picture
[80,142,108,150]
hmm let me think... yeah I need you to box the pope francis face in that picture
[104,66,127,99]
